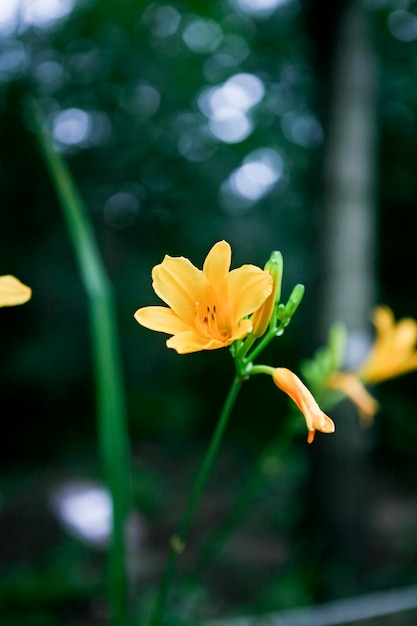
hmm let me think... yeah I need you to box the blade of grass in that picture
[28,100,131,626]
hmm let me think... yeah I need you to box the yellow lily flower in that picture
[273,367,335,443]
[327,306,417,424]
[135,240,273,354]
[356,306,417,384]
[0,275,32,307]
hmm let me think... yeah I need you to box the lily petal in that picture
[166,318,253,353]
[0,275,32,307]
[228,265,273,321]
[167,330,226,353]
[327,372,378,425]
[394,318,417,352]
[134,306,192,334]
[202,240,231,286]
[152,255,204,324]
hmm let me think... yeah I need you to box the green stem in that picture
[194,420,297,572]
[250,364,275,376]
[29,101,131,626]
[236,333,257,360]
[245,323,285,364]
[150,376,244,626]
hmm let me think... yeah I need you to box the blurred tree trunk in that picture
[311,0,378,595]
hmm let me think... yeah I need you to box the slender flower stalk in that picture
[194,419,298,573]
[137,242,335,626]
[150,376,243,626]
[29,101,131,626]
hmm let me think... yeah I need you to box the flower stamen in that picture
[196,302,227,341]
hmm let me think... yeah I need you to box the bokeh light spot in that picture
[0,40,28,80]
[174,113,217,161]
[51,482,112,547]
[203,35,250,81]
[221,147,283,211]
[0,0,19,36]
[388,10,417,43]
[66,40,107,85]
[23,0,76,28]
[232,0,293,18]
[103,191,140,229]
[198,72,264,143]
[51,108,111,150]
[209,107,252,143]
[0,0,76,34]
[119,84,161,117]
[141,3,181,37]
[225,72,264,108]
[33,59,64,88]
[281,111,323,149]
[52,108,91,146]
[182,18,223,54]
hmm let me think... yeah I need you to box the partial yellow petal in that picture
[166,318,253,354]
[201,241,232,329]
[202,240,231,286]
[394,353,417,376]
[372,306,394,334]
[0,275,31,307]
[251,290,275,339]
[152,255,204,324]
[167,330,227,354]
[228,265,273,321]
[327,372,378,426]
[229,318,254,341]
[273,367,335,443]
[357,306,417,383]
[252,251,283,338]
[394,318,417,351]
[134,306,192,334]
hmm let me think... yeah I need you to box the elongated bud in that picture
[277,283,305,326]
[252,251,283,338]
[286,283,305,316]
[272,367,335,443]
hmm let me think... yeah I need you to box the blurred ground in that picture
[1,438,417,625]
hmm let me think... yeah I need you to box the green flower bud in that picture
[277,283,305,327]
